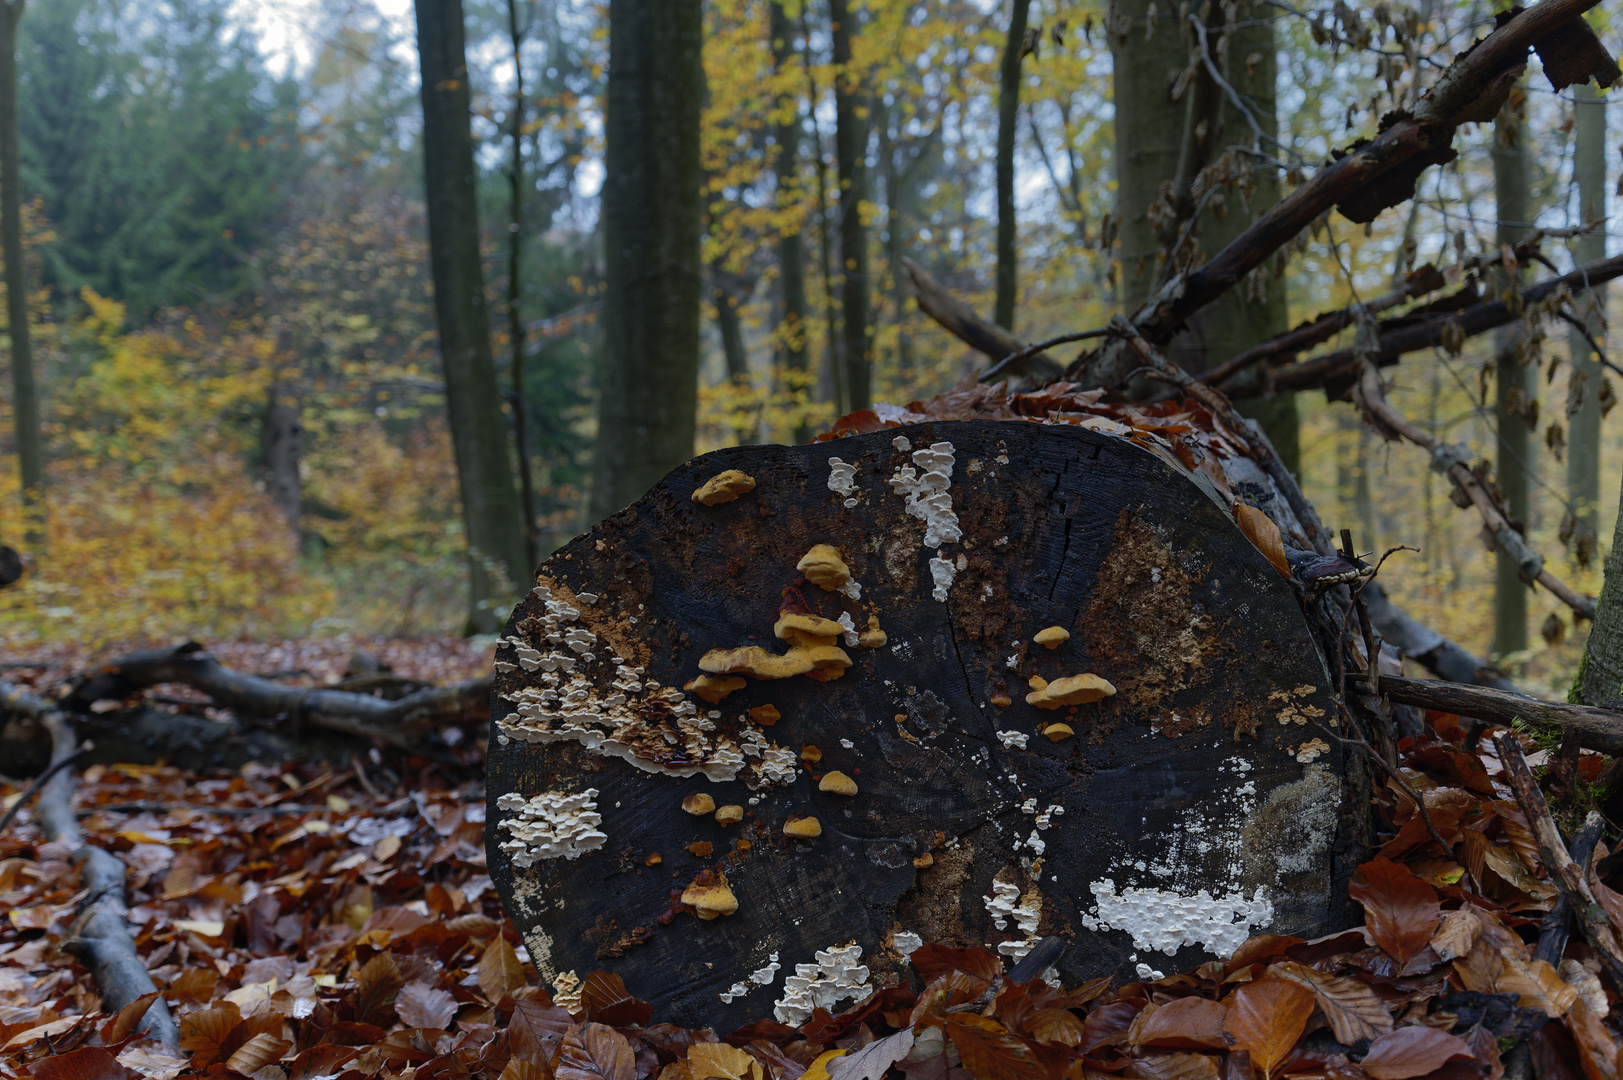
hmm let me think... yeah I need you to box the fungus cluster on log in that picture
[488,392,1368,1028]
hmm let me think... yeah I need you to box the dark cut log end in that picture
[487,421,1358,1030]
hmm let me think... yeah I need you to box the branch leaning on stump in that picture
[1,687,180,1046]
[1365,674,1623,755]
[1351,358,1595,620]
[64,645,491,750]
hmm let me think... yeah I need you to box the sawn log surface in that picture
[487,420,1359,1029]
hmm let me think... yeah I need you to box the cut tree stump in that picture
[487,420,1361,1030]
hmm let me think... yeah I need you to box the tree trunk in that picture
[769,2,812,444]
[1493,90,1533,659]
[1576,468,1623,705]
[415,0,530,630]
[829,0,871,411]
[589,0,704,521]
[488,420,1359,1030]
[1109,0,1295,472]
[263,375,302,538]
[1,0,43,551]
[994,0,1031,331]
[509,0,539,571]
[711,266,759,445]
[1567,81,1605,536]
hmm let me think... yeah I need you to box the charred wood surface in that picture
[488,420,1361,1030]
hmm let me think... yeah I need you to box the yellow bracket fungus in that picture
[683,673,747,703]
[858,614,887,648]
[797,544,851,591]
[681,871,739,920]
[1043,723,1075,741]
[783,816,822,838]
[748,704,781,726]
[773,612,844,647]
[1026,673,1116,709]
[715,805,744,826]
[1034,626,1071,649]
[691,470,756,506]
[682,793,716,815]
[818,771,858,796]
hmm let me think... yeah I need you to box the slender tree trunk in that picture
[1576,468,1623,705]
[711,266,759,446]
[877,100,916,386]
[1109,0,1295,472]
[1568,81,1606,535]
[1493,90,1533,659]
[264,374,302,539]
[994,0,1031,331]
[415,0,531,630]
[769,1,811,443]
[509,0,539,570]
[802,18,844,414]
[829,0,871,411]
[0,0,42,550]
[588,0,703,520]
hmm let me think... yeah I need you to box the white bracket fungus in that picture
[773,944,872,1026]
[494,788,607,866]
[1078,879,1274,958]
[889,442,962,549]
[719,953,781,1003]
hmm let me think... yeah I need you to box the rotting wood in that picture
[1368,675,1623,754]
[24,707,180,1046]
[487,418,1359,1030]
[1352,358,1595,620]
[63,644,490,750]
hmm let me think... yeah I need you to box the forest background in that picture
[0,0,1615,700]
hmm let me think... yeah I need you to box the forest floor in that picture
[0,639,1619,1080]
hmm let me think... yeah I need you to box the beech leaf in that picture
[178,1001,242,1069]
[100,991,161,1046]
[1272,960,1393,1045]
[1128,996,1228,1050]
[555,1022,635,1080]
[909,944,1002,987]
[396,980,459,1030]
[32,1047,128,1080]
[1121,1051,1222,1079]
[1349,857,1441,963]
[828,1028,915,1079]
[943,1013,1049,1080]
[1359,1026,1475,1080]
[1233,503,1290,578]
[224,1033,292,1075]
[478,935,530,1003]
[581,970,653,1027]
[353,951,404,1026]
[1221,974,1314,1079]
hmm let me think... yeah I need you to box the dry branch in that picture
[66,644,490,750]
[1238,251,1623,397]
[9,690,181,1046]
[902,258,1063,382]
[1361,581,1519,692]
[1495,735,1623,991]
[1067,0,1617,390]
[1352,359,1594,619]
[1370,675,1623,753]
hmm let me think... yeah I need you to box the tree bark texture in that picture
[509,0,539,571]
[1493,92,1533,658]
[770,2,811,444]
[994,0,1031,331]
[415,0,530,628]
[1567,81,1606,533]
[488,421,1358,1030]
[264,375,302,536]
[1576,468,1623,705]
[1,0,43,549]
[1109,0,1296,472]
[589,0,704,521]
[830,0,872,412]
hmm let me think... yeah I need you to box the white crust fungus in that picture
[773,944,873,1026]
[494,788,606,866]
[929,557,956,602]
[720,953,781,1004]
[888,442,962,548]
[827,458,858,497]
[1078,879,1274,958]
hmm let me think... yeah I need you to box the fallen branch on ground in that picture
[1495,735,1623,992]
[1352,358,1594,619]
[1361,580,1519,691]
[30,707,180,1046]
[1368,674,1623,753]
[65,644,491,750]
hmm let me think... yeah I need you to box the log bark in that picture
[488,419,1361,1030]
[64,645,489,750]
